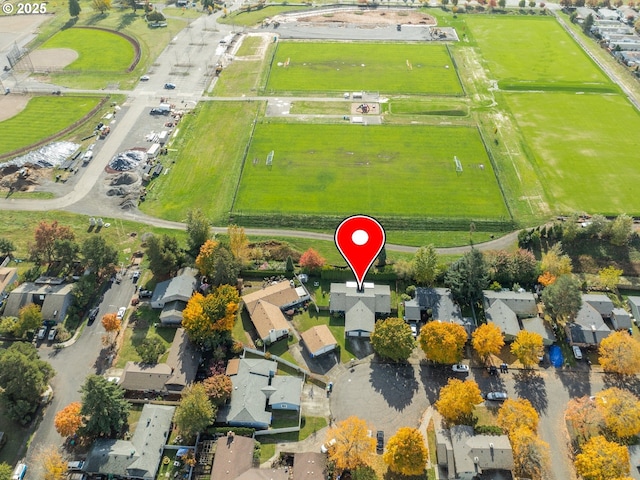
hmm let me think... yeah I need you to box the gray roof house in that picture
[436,425,514,480]
[521,316,555,346]
[582,294,614,318]
[404,287,463,323]
[611,307,632,330]
[151,268,198,325]
[483,291,537,317]
[483,290,540,342]
[330,282,390,338]
[566,300,612,346]
[4,281,73,323]
[220,357,303,429]
[84,404,175,480]
[629,296,640,322]
[484,299,521,342]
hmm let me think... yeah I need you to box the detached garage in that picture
[301,325,337,358]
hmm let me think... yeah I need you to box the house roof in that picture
[345,299,375,334]
[119,362,172,392]
[248,299,291,340]
[567,301,612,345]
[408,287,463,322]
[629,296,640,311]
[329,283,390,314]
[151,267,197,305]
[300,325,337,356]
[293,452,326,480]
[0,267,17,293]
[483,290,537,317]
[211,435,256,480]
[4,282,73,320]
[521,316,555,345]
[450,425,514,476]
[611,308,632,329]
[165,328,200,391]
[582,294,614,316]
[159,300,186,323]
[242,281,302,312]
[485,300,521,339]
[84,404,174,480]
[268,375,303,408]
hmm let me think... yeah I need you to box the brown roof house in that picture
[293,452,327,480]
[330,282,391,338]
[119,328,200,394]
[242,281,310,345]
[300,325,338,358]
[436,425,514,480]
[210,434,288,480]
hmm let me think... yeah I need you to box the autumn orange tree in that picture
[599,331,640,375]
[596,387,640,440]
[325,416,376,471]
[510,426,551,480]
[497,398,539,434]
[101,313,121,333]
[29,220,75,266]
[202,375,233,405]
[537,271,556,287]
[54,402,83,437]
[435,378,482,425]
[574,435,630,480]
[182,285,240,348]
[471,323,504,362]
[510,330,543,368]
[383,427,428,476]
[418,321,467,365]
[299,248,325,272]
[565,396,605,444]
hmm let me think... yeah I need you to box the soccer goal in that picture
[266,150,274,167]
[454,156,463,174]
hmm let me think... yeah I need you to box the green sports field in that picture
[233,123,508,219]
[40,28,135,72]
[266,42,463,95]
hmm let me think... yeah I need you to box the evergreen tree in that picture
[80,375,130,438]
[69,0,81,17]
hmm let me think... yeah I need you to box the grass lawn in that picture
[505,92,640,215]
[234,123,508,220]
[257,415,327,463]
[236,35,264,56]
[266,42,463,95]
[140,101,262,223]
[289,101,351,115]
[212,41,274,96]
[0,404,30,466]
[114,306,176,368]
[464,16,614,91]
[388,98,469,117]
[0,96,103,155]
[41,28,134,72]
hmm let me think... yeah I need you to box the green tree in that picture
[146,9,165,21]
[413,244,438,286]
[185,209,211,257]
[419,321,467,365]
[610,213,633,246]
[0,238,15,258]
[444,248,489,307]
[510,330,544,368]
[561,214,580,243]
[383,427,428,475]
[509,249,538,286]
[80,375,130,438]
[285,255,295,273]
[376,246,387,267]
[583,13,594,33]
[136,337,166,364]
[14,303,43,338]
[0,463,13,480]
[0,342,54,423]
[146,234,183,278]
[81,236,118,278]
[174,383,215,439]
[541,274,582,324]
[68,0,81,16]
[370,317,415,362]
[540,243,572,276]
[498,0,506,6]
[196,240,240,286]
[52,238,80,273]
[69,273,98,319]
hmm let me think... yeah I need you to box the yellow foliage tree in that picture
[101,313,121,333]
[383,427,428,476]
[325,416,376,471]
[565,396,605,444]
[228,225,249,264]
[575,436,630,480]
[182,286,240,347]
[471,323,504,362]
[537,271,557,287]
[598,265,623,292]
[599,331,640,375]
[497,398,539,434]
[510,330,543,368]
[195,239,220,277]
[596,387,640,439]
[54,402,83,438]
[510,426,551,480]
[418,321,468,365]
[540,243,572,276]
[435,378,482,425]
[39,446,67,480]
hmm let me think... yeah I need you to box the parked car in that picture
[37,326,47,340]
[321,438,336,454]
[117,307,126,320]
[139,289,153,298]
[140,75,150,81]
[164,83,176,89]
[376,431,384,454]
[132,271,140,283]
[572,345,583,360]
[452,364,469,373]
[67,461,84,471]
[48,328,57,341]
[88,307,99,325]
[410,323,417,337]
[485,391,508,402]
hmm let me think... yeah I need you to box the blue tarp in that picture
[176,448,191,457]
[549,345,564,367]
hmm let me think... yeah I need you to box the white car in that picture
[320,438,336,454]
[572,345,583,360]
[116,307,126,320]
[452,364,469,373]
[410,323,418,337]
[140,75,150,81]
[48,327,57,341]
[37,326,47,340]
[485,391,508,402]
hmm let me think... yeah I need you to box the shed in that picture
[611,307,632,330]
[300,325,338,358]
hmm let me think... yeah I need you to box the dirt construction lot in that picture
[295,10,437,26]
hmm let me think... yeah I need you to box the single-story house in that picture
[611,307,632,330]
[617,5,639,23]
[150,267,198,309]
[119,328,200,394]
[159,300,187,326]
[218,357,303,429]
[483,290,540,342]
[300,325,338,358]
[484,299,521,342]
[582,294,614,318]
[242,281,310,344]
[521,316,555,346]
[436,425,514,480]
[628,296,640,321]
[597,7,621,20]
[4,280,74,323]
[566,300,612,346]
[404,287,463,324]
[84,404,175,480]
[210,434,289,480]
[483,290,537,317]
[0,267,17,296]
[330,282,391,338]
[293,452,327,480]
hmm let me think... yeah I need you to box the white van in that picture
[12,463,27,480]
[147,143,161,159]
[82,150,93,164]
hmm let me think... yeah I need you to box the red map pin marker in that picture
[335,215,386,292]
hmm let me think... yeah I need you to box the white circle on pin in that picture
[352,229,369,246]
